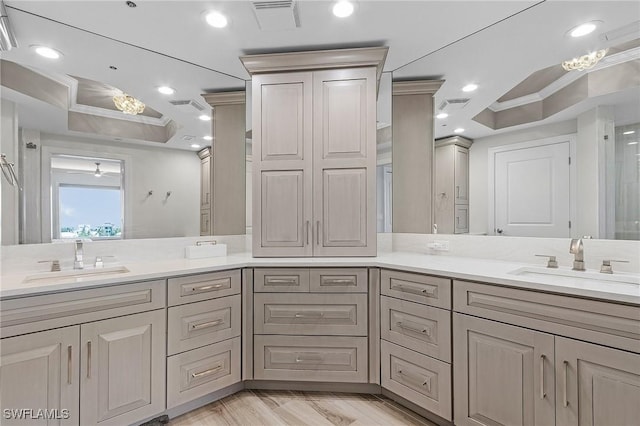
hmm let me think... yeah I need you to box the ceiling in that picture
[1,0,639,148]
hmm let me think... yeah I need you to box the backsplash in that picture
[390,233,640,273]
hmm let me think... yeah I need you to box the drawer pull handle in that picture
[67,345,72,385]
[191,283,225,292]
[191,364,224,378]
[540,354,546,399]
[396,321,431,336]
[295,353,323,363]
[86,341,92,379]
[397,369,431,392]
[322,278,355,285]
[267,278,298,284]
[191,319,224,330]
[395,284,436,296]
[563,360,569,407]
[294,312,325,319]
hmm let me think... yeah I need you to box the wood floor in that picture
[169,390,438,426]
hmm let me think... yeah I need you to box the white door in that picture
[492,140,571,237]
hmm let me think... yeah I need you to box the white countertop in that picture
[2,252,639,305]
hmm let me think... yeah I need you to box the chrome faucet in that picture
[569,238,585,271]
[74,239,84,269]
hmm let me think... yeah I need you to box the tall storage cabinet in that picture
[243,48,387,257]
[434,136,472,234]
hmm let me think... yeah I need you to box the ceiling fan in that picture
[59,162,119,177]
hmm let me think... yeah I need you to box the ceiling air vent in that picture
[252,1,300,31]
[169,99,205,112]
[438,98,471,111]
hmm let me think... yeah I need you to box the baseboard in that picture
[245,380,382,394]
[381,388,453,426]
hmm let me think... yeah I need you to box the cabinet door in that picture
[252,72,313,257]
[454,313,555,426]
[0,326,79,426]
[80,310,165,426]
[200,209,210,236]
[200,156,211,210]
[555,336,640,426]
[454,204,469,234]
[454,145,469,204]
[313,68,377,256]
[434,145,455,234]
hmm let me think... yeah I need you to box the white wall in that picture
[1,99,19,245]
[33,133,200,241]
[469,119,578,234]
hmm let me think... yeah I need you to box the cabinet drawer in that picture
[453,280,640,353]
[167,295,241,356]
[254,269,310,292]
[254,293,368,336]
[310,268,368,293]
[168,269,241,306]
[167,337,240,409]
[254,335,368,383]
[381,340,452,421]
[1,280,166,338]
[381,269,451,309]
[381,296,451,362]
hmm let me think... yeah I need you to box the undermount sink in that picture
[23,266,130,284]
[508,266,640,286]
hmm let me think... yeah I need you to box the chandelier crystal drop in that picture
[113,93,145,115]
[561,49,607,72]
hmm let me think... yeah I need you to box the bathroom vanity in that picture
[1,249,638,426]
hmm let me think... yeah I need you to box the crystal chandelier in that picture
[113,93,145,115]
[562,49,607,72]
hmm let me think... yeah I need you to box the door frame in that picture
[487,134,577,237]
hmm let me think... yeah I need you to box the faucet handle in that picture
[600,260,629,274]
[38,260,61,272]
[94,255,115,268]
[535,254,558,268]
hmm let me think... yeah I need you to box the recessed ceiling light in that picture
[569,21,599,38]
[205,11,228,28]
[436,112,449,119]
[191,144,201,149]
[157,86,175,95]
[628,141,638,145]
[333,1,354,18]
[623,130,636,135]
[454,128,465,133]
[31,45,62,59]
[203,136,213,141]
[462,83,478,92]
[199,115,211,121]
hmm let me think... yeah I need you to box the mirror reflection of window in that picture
[50,155,124,241]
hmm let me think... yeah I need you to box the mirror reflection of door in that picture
[50,155,124,241]
[490,137,573,237]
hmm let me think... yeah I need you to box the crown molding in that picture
[202,91,246,107]
[435,135,473,148]
[392,80,445,96]
[240,47,388,82]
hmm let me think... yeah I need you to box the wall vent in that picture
[169,99,205,111]
[438,98,470,111]
[252,1,300,31]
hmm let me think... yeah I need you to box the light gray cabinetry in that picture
[166,270,242,409]
[453,313,555,426]
[434,136,472,234]
[0,326,79,426]
[555,337,640,426]
[198,148,211,236]
[380,269,453,422]
[80,310,166,426]
[252,66,377,257]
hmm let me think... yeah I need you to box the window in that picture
[58,185,122,239]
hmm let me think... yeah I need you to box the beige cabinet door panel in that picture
[80,310,165,426]
[254,268,310,293]
[167,337,240,409]
[381,340,452,421]
[454,313,555,426]
[0,326,79,426]
[254,335,368,383]
[254,293,368,336]
[555,336,640,426]
[168,269,241,306]
[381,296,451,362]
[167,295,241,356]
[455,145,469,205]
[455,205,469,234]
